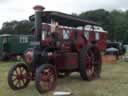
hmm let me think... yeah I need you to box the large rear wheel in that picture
[8,63,30,90]
[35,64,57,94]
[79,45,102,81]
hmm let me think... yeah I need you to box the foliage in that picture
[110,10,128,42]
[0,20,33,35]
[79,9,128,42]
[79,9,112,31]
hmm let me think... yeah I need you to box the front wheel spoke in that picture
[12,73,17,76]
[17,68,21,74]
[20,67,25,73]
[22,80,25,84]
[22,79,26,85]
[12,77,17,81]
[22,69,27,74]
[15,69,19,75]
[19,80,22,87]
[22,73,26,79]
[21,80,25,86]
[15,80,20,87]
[19,67,24,74]
[13,79,18,85]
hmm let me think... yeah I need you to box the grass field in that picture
[0,61,128,96]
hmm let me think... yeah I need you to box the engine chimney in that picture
[33,5,45,44]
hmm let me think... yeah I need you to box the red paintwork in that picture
[89,31,95,42]
[53,52,79,70]
[98,32,107,51]
[41,24,107,51]
[40,24,107,71]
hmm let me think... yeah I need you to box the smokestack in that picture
[31,5,45,71]
[33,5,45,43]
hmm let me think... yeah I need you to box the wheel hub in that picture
[16,74,24,80]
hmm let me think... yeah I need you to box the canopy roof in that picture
[29,11,100,27]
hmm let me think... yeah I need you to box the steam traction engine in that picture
[8,5,103,94]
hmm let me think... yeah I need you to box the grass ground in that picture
[0,61,128,96]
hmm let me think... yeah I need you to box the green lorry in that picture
[0,34,33,60]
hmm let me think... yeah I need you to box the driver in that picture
[50,21,62,48]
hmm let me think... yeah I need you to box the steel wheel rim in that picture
[39,67,56,91]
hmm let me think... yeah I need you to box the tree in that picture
[79,9,128,42]
[110,10,128,41]
[79,9,112,31]
[0,20,33,35]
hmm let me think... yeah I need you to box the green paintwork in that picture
[0,34,34,55]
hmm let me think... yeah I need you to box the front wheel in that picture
[79,45,102,81]
[8,63,30,90]
[35,64,57,94]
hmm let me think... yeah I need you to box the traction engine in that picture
[8,5,102,94]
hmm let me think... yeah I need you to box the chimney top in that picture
[33,5,45,12]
